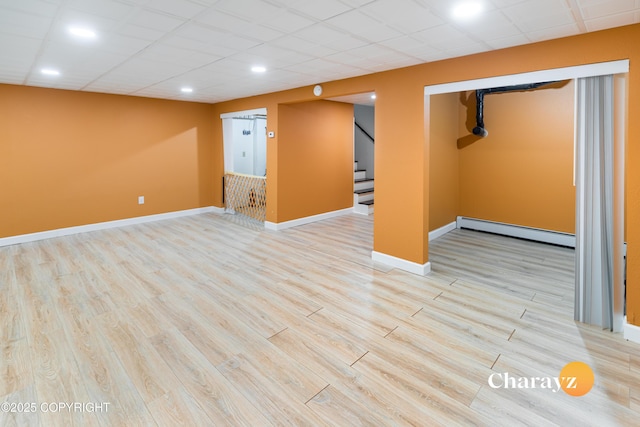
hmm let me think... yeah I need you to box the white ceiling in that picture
[1,0,638,104]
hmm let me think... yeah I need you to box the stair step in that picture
[355,178,373,183]
[360,200,374,206]
[354,189,373,194]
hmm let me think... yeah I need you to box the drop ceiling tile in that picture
[485,33,531,49]
[67,51,129,74]
[262,10,316,33]
[0,9,53,38]
[578,0,638,20]
[377,35,427,51]
[503,0,575,33]
[399,44,445,62]
[238,24,284,42]
[0,0,58,17]
[338,0,376,7]
[67,0,136,21]
[95,33,153,56]
[127,9,186,32]
[81,75,136,88]
[359,0,443,34]
[117,23,167,41]
[107,58,193,82]
[445,42,491,58]
[293,23,349,44]
[0,33,42,60]
[199,57,254,75]
[526,23,580,42]
[142,0,208,19]
[413,24,472,50]
[489,0,530,8]
[194,9,249,31]
[502,0,570,20]
[585,12,639,31]
[169,68,218,84]
[284,57,365,77]
[284,0,352,20]
[138,44,220,68]
[0,74,24,84]
[215,0,282,22]
[232,44,314,67]
[458,10,522,40]
[56,9,122,33]
[270,35,338,57]
[325,10,403,42]
[189,0,223,6]
[163,34,237,57]
[212,33,263,50]
[27,75,94,90]
[174,21,226,40]
[323,35,369,51]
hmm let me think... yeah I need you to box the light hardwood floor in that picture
[2,213,639,426]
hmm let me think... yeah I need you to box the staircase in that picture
[353,161,374,215]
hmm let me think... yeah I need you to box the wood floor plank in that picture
[4,213,640,425]
[470,386,558,427]
[96,310,184,404]
[216,354,329,426]
[0,338,32,400]
[355,344,481,408]
[30,328,96,427]
[55,292,156,426]
[0,385,42,427]
[350,351,491,425]
[151,329,272,426]
[383,323,496,387]
[305,385,393,426]
[0,266,24,343]
[267,326,360,385]
[147,388,215,427]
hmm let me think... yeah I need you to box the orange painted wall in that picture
[0,84,215,238]
[457,82,576,233]
[277,101,354,222]
[210,24,640,325]
[429,92,460,232]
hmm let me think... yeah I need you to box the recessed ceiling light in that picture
[371,94,377,100]
[181,87,193,93]
[251,66,267,73]
[452,1,483,21]
[68,26,97,39]
[41,68,60,76]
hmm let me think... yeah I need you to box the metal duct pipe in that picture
[472,81,557,138]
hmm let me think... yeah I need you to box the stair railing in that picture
[355,121,374,144]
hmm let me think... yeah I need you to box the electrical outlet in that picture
[138,196,144,205]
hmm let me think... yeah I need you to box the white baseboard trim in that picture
[0,206,223,247]
[429,221,457,241]
[371,250,431,276]
[624,318,640,344]
[456,216,575,247]
[353,204,372,216]
[265,208,353,231]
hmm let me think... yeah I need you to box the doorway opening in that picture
[328,92,376,215]
[425,60,628,332]
[221,108,267,225]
